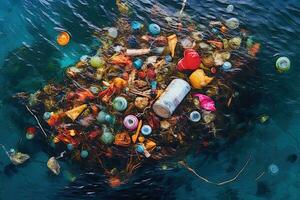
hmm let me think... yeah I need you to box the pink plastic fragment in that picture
[193,94,216,112]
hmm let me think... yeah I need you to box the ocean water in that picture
[0,0,300,199]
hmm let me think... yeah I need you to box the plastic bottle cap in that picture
[190,111,201,122]
[57,31,70,46]
[113,96,128,112]
[141,125,152,136]
[136,144,145,153]
[123,115,139,130]
[43,112,52,121]
[67,143,74,151]
[268,164,279,175]
[26,133,35,140]
[131,21,143,31]
[222,62,232,70]
[148,23,161,35]
[276,57,291,73]
[80,150,89,158]
[133,58,143,70]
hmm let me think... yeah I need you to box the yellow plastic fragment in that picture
[65,104,87,121]
[168,34,177,57]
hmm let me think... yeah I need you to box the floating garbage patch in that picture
[11,1,264,186]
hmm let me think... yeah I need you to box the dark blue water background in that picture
[1,0,300,199]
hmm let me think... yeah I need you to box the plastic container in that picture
[177,49,201,71]
[153,79,191,118]
[113,97,128,112]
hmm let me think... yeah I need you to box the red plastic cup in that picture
[177,49,201,71]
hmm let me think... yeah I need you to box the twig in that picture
[179,154,252,186]
[25,105,48,138]
[255,171,265,181]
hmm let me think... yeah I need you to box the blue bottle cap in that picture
[136,144,145,153]
[43,112,52,121]
[131,21,143,31]
[268,164,279,175]
[148,23,161,35]
[222,62,232,71]
[150,81,157,90]
[80,150,89,158]
[133,58,143,70]
[141,125,152,136]
[190,111,201,122]
[165,55,172,63]
[67,143,74,151]
[212,28,218,34]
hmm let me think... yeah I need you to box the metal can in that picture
[153,79,191,118]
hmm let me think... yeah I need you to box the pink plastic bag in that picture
[193,94,216,112]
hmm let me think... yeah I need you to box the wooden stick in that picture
[179,154,252,186]
[25,105,48,138]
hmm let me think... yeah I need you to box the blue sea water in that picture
[1,0,300,199]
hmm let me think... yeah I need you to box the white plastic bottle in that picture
[153,79,191,118]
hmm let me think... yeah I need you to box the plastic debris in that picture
[225,18,240,30]
[65,104,87,121]
[177,49,201,71]
[9,150,30,166]
[57,31,70,46]
[47,157,61,175]
[189,69,213,89]
[268,164,279,175]
[168,34,178,57]
[276,57,291,73]
[189,111,201,122]
[226,5,234,13]
[148,23,161,35]
[15,6,261,186]
[153,79,191,118]
[194,94,216,112]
